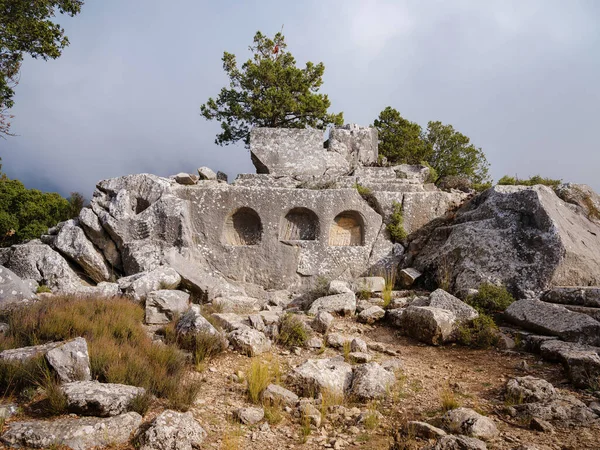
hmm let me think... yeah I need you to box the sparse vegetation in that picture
[277,314,308,348]
[36,285,51,294]
[363,401,380,430]
[458,314,500,349]
[245,357,281,404]
[176,329,228,365]
[299,410,312,443]
[320,387,345,421]
[467,283,515,315]
[381,269,396,308]
[440,385,460,412]
[128,391,153,416]
[342,340,351,362]
[0,295,197,410]
[583,196,600,220]
[387,201,407,243]
[263,398,284,425]
[497,174,561,189]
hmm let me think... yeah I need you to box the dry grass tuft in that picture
[277,314,308,348]
[440,385,460,412]
[245,357,280,404]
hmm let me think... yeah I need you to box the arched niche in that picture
[223,207,263,246]
[329,211,364,246]
[280,207,319,241]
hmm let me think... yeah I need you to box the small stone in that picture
[197,167,217,181]
[262,384,299,407]
[236,407,264,425]
[442,407,499,441]
[407,421,447,439]
[530,417,554,433]
[312,311,334,333]
[174,173,198,185]
[138,410,207,450]
[398,268,422,287]
[357,306,386,324]
[350,338,367,353]
[348,352,371,363]
[307,337,324,349]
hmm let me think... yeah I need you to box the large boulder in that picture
[0,265,35,308]
[62,381,146,417]
[289,357,354,396]
[422,289,478,323]
[1,412,142,450]
[410,185,600,296]
[349,362,396,400]
[505,376,556,403]
[137,410,206,450]
[442,407,499,441]
[145,290,190,324]
[0,338,92,383]
[504,299,600,346]
[227,327,271,356]
[327,124,378,168]
[122,266,181,302]
[250,128,350,178]
[78,207,122,270]
[538,340,600,388]
[308,293,356,316]
[396,306,457,345]
[53,220,112,283]
[542,286,600,307]
[176,305,219,336]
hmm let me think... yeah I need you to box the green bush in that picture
[420,161,438,184]
[277,313,308,348]
[387,202,407,243]
[458,314,500,349]
[497,175,561,189]
[467,283,515,315]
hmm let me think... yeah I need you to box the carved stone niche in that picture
[280,207,319,241]
[329,211,364,246]
[223,207,263,246]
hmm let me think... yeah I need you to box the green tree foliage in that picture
[0,0,83,136]
[67,191,86,218]
[200,31,343,147]
[467,283,515,315]
[0,176,71,247]
[497,175,561,189]
[374,107,491,185]
[425,121,490,185]
[373,107,430,164]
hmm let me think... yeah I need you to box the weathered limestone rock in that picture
[250,128,350,178]
[351,277,385,293]
[407,421,447,439]
[327,124,378,168]
[45,337,92,383]
[350,338,368,353]
[138,410,206,450]
[505,376,556,403]
[176,305,219,335]
[299,403,322,427]
[307,336,323,349]
[211,313,248,332]
[399,268,421,287]
[235,407,264,425]
[542,287,600,307]
[555,183,600,223]
[174,173,198,185]
[530,417,555,433]
[410,185,600,296]
[381,358,405,373]
[0,338,91,383]
[308,293,356,316]
[442,407,499,441]
[54,220,112,283]
[350,362,395,399]
[1,412,142,450]
[426,289,479,323]
[424,435,487,450]
[228,327,271,356]
[538,340,600,388]
[311,311,334,333]
[357,305,386,324]
[512,394,598,424]
[504,299,600,346]
[213,295,265,313]
[348,352,371,363]
[397,306,457,345]
[197,166,217,181]
[289,357,353,396]
[0,265,35,308]
[78,207,122,270]
[248,314,265,331]
[325,333,351,349]
[145,290,190,324]
[62,381,146,417]
[329,280,353,295]
[261,384,299,406]
[124,267,181,302]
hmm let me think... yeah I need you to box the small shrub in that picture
[437,175,471,192]
[387,202,407,243]
[458,314,500,349]
[472,181,493,192]
[36,285,51,294]
[342,341,351,362]
[320,387,345,421]
[263,398,283,425]
[583,196,600,221]
[177,330,227,364]
[357,287,371,300]
[497,174,561,189]
[504,390,524,407]
[440,386,459,412]
[467,283,514,315]
[299,411,312,443]
[277,314,308,348]
[420,161,438,184]
[363,402,380,430]
[246,358,273,404]
[129,391,153,416]
[167,379,202,412]
[381,269,396,308]
[354,183,378,210]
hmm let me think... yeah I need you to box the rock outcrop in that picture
[410,185,600,296]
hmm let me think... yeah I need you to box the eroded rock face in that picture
[1,412,142,450]
[0,265,35,308]
[145,290,190,324]
[228,327,271,356]
[308,293,356,316]
[137,410,206,450]
[410,185,600,296]
[424,435,488,450]
[423,289,478,323]
[123,267,181,302]
[537,340,600,388]
[62,381,146,417]
[175,305,219,336]
[505,376,556,403]
[350,362,395,400]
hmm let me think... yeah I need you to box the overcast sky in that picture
[2,0,599,198]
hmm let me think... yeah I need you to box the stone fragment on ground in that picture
[329,280,353,295]
[442,407,499,441]
[197,166,217,181]
[505,376,556,403]
[145,289,190,324]
[407,421,447,439]
[62,381,146,417]
[122,267,181,302]
[357,305,386,324]
[176,305,220,336]
[537,339,600,388]
[1,412,142,450]
[426,289,478,322]
[228,327,271,356]
[236,406,264,424]
[397,306,457,345]
[174,173,198,185]
[213,295,265,313]
[261,384,299,407]
[505,299,600,346]
[0,337,91,383]
[211,313,248,332]
[138,410,207,450]
[289,357,353,396]
[325,333,351,349]
[351,276,385,293]
[424,434,488,450]
[308,293,356,316]
[311,310,334,333]
[350,362,395,400]
[399,268,422,287]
